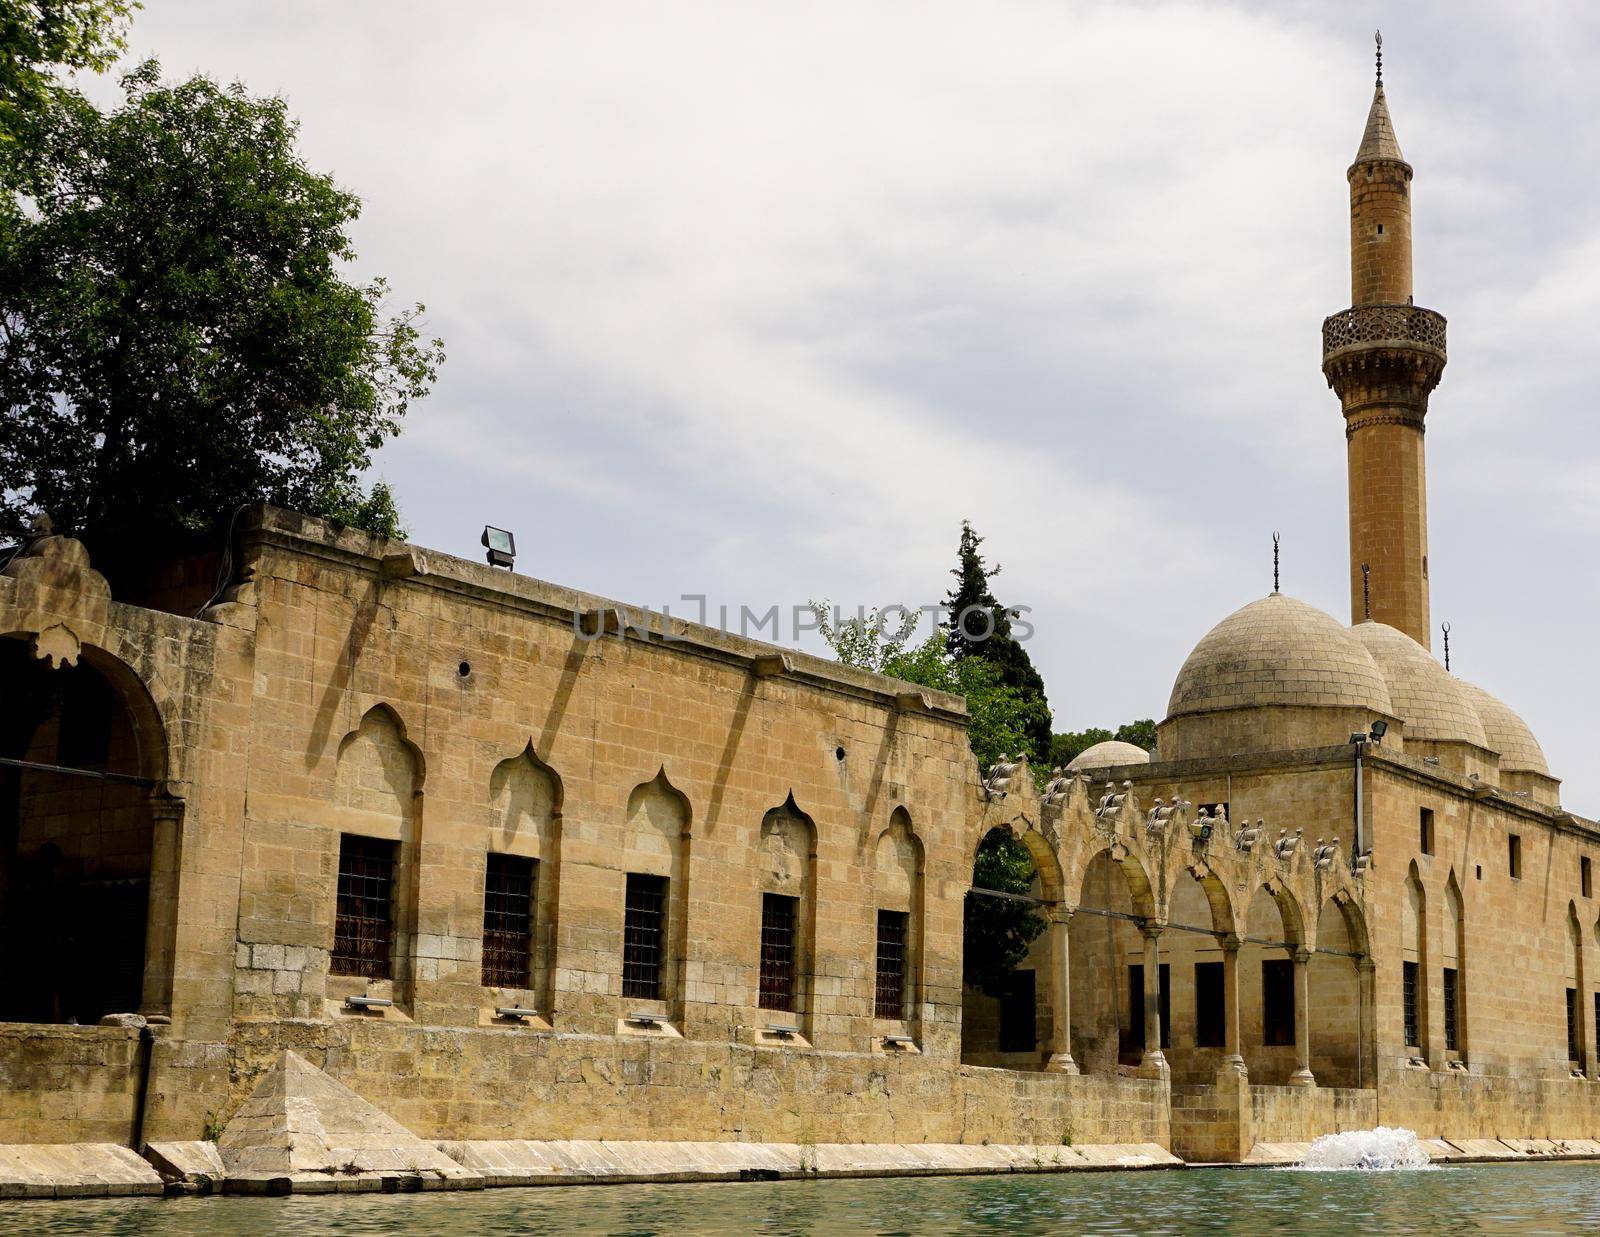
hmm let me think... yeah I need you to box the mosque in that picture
[0,51,1596,1182]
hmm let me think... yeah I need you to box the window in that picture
[1419,808,1435,856]
[331,835,396,979]
[622,873,667,1000]
[1509,834,1522,879]
[1262,959,1295,1047]
[1126,963,1171,1050]
[1583,857,1593,900]
[481,853,535,989]
[1194,961,1225,1048]
[1443,966,1459,1051]
[1568,988,1579,1064]
[998,970,1036,1053]
[758,893,798,1011]
[1402,960,1420,1047]
[1595,994,1599,1068]
[874,910,907,1020]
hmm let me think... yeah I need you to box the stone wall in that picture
[0,1026,142,1144]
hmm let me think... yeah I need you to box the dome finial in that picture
[1441,621,1451,672]
[1361,563,1371,620]
[1272,531,1281,594]
[1375,29,1383,89]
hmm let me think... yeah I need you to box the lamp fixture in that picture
[481,525,516,569]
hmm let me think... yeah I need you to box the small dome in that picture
[1460,681,1549,775]
[1349,622,1488,747]
[1066,740,1151,773]
[1168,594,1393,719]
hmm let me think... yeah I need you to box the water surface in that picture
[15,1163,1600,1235]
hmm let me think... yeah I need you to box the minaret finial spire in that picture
[1361,563,1371,620]
[1441,622,1451,672]
[1375,29,1383,88]
[1272,531,1280,594]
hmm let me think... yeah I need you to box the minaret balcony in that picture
[1321,303,1446,367]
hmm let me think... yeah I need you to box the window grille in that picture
[875,910,908,1019]
[332,835,395,978]
[1402,959,1420,1047]
[1262,959,1295,1047]
[1568,988,1580,1063]
[622,873,668,1000]
[759,893,798,1011]
[1443,966,1459,1051]
[482,853,536,989]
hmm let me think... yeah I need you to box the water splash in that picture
[1300,1126,1431,1170]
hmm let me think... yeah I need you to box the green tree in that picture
[880,635,1032,775]
[943,521,1052,764]
[963,827,1047,994]
[1114,718,1157,751]
[0,0,135,150]
[1,61,442,550]
[806,600,919,674]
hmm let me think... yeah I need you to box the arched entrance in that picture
[0,636,171,1023]
[1240,884,1310,1084]
[960,825,1056,1068]
[1310,895,1370,1086]
[1069,848,1157,1075]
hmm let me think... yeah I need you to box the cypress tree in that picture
[943,521,1053,764]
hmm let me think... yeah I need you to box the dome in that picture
[1167,594,1393,719]
[1348,621,1488,747]
[1066,740,1150,773]
[1459,681,1549,775]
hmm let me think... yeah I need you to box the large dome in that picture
[1167,594,1394,719]
[1460,681,1549,775]
[1348,621,1488,747]
[1066,740,1151,773]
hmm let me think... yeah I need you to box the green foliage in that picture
[1048,718,1157,769]
[0,0,135,150]
[807,599,919,674]
[962,827,1046,994]
[881,635,1035,776]
[943,520,1052,764]
[0,61,443,548]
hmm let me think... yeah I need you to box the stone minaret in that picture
[1322,42,1446,648]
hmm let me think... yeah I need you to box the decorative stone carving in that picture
[31,622,81,669]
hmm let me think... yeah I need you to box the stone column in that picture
[1045,910,1078,1074]
[1138,926,1169,1081]
[1289,948,1316,1087]
[1217,934,1247,1081]
[140,796,185,1018]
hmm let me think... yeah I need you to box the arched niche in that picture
[1443,873,1465,1059]
[872,807,923,1025]
[1402,863,1427,1055]
[755,794,817,1022]
[482,746,563,1011]
[327,705,421,1004]
[620,770,690,1011]
[1310,896,1366,1086]
[0,634,175,1023]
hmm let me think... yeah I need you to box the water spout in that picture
[1299,1126,1431,1170]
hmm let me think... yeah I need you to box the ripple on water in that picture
[13,1163,1600,1236]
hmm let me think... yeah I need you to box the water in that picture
[11,1164,1600,1235]
[1300,1126,1433,1171]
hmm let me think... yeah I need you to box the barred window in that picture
[622,873,667,1000]
[332,835,395,979]
[482,853,536,989]
[1443,966,1459,1051]
[1402,959,1419,1047]
[1568,988,1579,1064]
[874,910,907,1020]
[759,893,798,1011]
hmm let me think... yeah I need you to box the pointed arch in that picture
[756,792,818,1025]
[620,769,691,1012]
[482,744,564,1008]
[872,807,923,1025]
[976,815,1064,906]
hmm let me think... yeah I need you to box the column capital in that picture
[1140,920,1165,941]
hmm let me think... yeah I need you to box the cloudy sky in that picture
[101,2,1600,805]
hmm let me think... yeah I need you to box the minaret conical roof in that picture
[1355,85,1404,163]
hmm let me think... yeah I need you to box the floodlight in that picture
[1370,720,1388,743]
[482,525,516,569]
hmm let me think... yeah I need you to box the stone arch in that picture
[872,807,924,1025]
[0,634,178,1022]
[1567,902,1586,1072]
[1239,881,1304,1083]
[1401,861,1427,1055]
[1310,895,1366,1086]
[1068,847,1156,1074]
[1156,864,1235,1082]
[620,769,690,1013]
[1164,861,1232,935]
[483,745,563,1010]
[975,815,1064,905]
